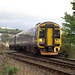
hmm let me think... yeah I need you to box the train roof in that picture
[36,21,60,26]
[15,21,60,36]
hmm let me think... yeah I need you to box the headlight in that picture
[40,39,43,41]
[56,39,59,41]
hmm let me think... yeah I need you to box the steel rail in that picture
[8,54,73,75]
[8,53,75,75]
[8,53,75,69]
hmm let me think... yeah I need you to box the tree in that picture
[1,33,10,43]
[71,1,75,15]
[62,1,75,48]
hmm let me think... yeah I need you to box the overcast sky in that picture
[0,0,73,30]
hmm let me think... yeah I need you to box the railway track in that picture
[8,52,75,75]
[49,56,75,64]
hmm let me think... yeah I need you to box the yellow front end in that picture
[37,22,61,55]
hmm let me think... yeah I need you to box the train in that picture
[9,22,62,55]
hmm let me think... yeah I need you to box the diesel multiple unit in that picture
[9,22,62,55]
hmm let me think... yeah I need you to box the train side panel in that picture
[9,26,39,53]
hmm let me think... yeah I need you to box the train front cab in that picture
[37,22,61,55]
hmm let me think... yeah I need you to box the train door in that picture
[47,28,53,46]
[45,24,55,47]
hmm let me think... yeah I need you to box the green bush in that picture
[61,43,75,58]
[6,65,20,75]
[61,43,70,57]
[61,43,70,53]
[70,45,75,58]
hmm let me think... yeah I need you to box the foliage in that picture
[61,1,75,58]
[6,65,20,75]
[0,28,22,34]
[61,43,75,58]
[62,12,75,34]
[1,33,10,43]
[0,64,20,75]
[72,3,75,10]
[61,43,70,57]
[62,1,75,46]
[0,50,20,75]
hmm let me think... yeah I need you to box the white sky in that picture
[0,0,73,30]
[0,0,73,18]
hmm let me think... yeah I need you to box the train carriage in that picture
[9,22,62,55]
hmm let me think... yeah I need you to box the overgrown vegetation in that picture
[0,64,20,75]
[0,45,20,75]
[61,43,75,58]
[6,65,20,75]
[1,33,11,43]
[61,1,75,58]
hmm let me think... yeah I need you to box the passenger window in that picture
[39,29,44,38]
[55,30,60,38]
